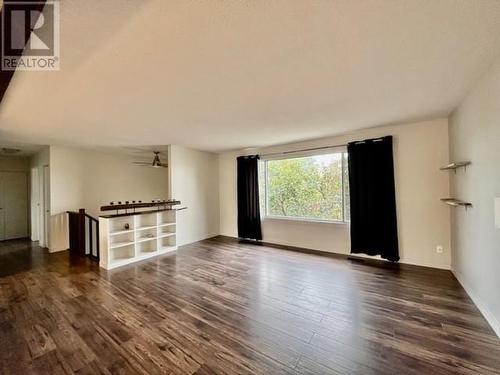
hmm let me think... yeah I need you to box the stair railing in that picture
[67,208,100,261]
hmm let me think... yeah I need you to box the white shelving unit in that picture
[99,209,177,270]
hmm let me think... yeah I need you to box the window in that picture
[259,151,350,222]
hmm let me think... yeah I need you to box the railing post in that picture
[68,212,76,254]
[78,208,86,256]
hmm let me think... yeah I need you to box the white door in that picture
[0,171,29,240]
[30,167,40,241]
[41,165,50,248]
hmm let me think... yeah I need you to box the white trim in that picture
[30,167,40,241]
[452,269,500,338]
[41,165,50,248]
[396,258,450,270]
[351,252,451,270]
[263,216,349,226]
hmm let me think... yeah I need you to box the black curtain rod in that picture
[260,144,346,158]
[258,136,387,158]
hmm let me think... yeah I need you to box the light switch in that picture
[495,198,500,229]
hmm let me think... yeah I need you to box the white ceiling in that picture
[1,0,500,153]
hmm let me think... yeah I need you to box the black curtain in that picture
[237,155,262,241]
[347,136,399,262]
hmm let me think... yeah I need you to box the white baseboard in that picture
[399,258,451,270]
[222,235,451,270]
[452,269,500,338]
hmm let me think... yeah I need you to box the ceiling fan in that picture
[133,151,168,168]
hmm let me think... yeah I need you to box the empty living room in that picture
[1,0,500,374]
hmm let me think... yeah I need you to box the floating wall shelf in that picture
[440,161,471,172]
[441,198,472,209]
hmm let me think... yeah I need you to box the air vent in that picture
[1,148,21,154]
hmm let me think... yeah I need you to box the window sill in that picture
[262,216,349,226]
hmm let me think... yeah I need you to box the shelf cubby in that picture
[137,239,158,254]
[159,223,175,236]
[111,244,135,261]
[109,216,134,233]
[136,227,157,243]
[109,232,135,248]
[159,235,176,253]
[136,213,157,229]
[159,210,176,226]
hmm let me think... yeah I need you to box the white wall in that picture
[50,147,85,215]
[29,148,49,170]
[449,55,500,337]
[219,119,452,269]
[169,145,220,246]
[49,146,169,252]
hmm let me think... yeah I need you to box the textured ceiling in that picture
[1,0,500,152]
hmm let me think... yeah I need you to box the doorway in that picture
[0,171,29,240]
[28,163,50,248]
[30,167,40,241]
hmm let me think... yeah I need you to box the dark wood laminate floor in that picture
[1,237,499,375]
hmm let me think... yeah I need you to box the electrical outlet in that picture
[436,246,444,254]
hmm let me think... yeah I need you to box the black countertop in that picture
[100,207,187,219]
